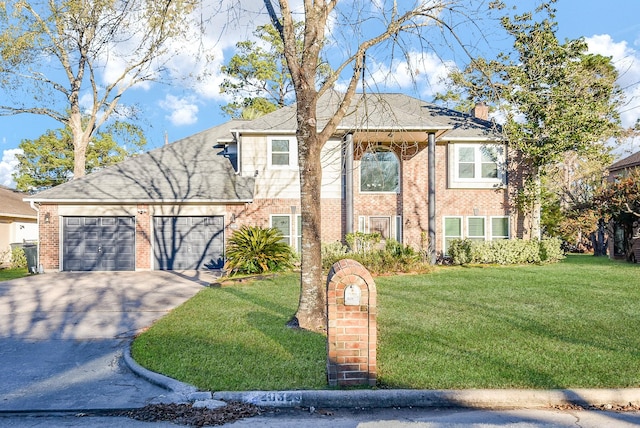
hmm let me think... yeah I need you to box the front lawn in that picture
[0,268,30,281]
[131,255,640,391]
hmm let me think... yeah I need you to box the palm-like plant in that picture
[224,226,294,275]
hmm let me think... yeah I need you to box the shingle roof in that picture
[26,92,500,204]
[27,120,255,203]
[610,151,640,172]
[233,91,501,140]
[0,186,37,219]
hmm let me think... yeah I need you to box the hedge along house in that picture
[27,92,527,272]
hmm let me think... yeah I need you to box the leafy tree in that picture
[261,0,499,332]
[441,1,623,238]
[593,168,640,259]
[220,22,330,119]
[0,0,198,179]
[14,121,146,192]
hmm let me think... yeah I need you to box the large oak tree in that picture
[261,0,498,332]
[0,0,198,179]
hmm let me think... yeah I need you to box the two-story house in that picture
[26,92,527,271]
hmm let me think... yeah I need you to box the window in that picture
[491,217,510,240]
[357,215,402,242]
[271,215,291,245]
[271,214,302,252]
[360,149,399,193]
[449,143,505,188]
[268,137,297,169]
[467,217,486,242]
[444,217,463,254]
[369,217,391,239]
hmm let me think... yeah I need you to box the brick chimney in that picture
[471,102,489,120]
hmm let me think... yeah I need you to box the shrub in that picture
[10,247,27,269]
[321,241,349,270]
[322,238,430,275]
[345,232,381,253]
[224,226,294,275]
[448,238,564,265]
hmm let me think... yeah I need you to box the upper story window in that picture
[268,136,297,169]
[360,149,400,193]
[449,143,506,188]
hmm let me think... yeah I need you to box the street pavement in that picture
[0,271,208,411]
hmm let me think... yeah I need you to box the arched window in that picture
[360,149,399,193]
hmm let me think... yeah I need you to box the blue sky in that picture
[1,0,640,187]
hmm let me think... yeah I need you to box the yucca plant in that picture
[224,225,294,275]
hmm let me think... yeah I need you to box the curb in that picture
[212,388,640,409]
[125,344,640,410]
[123,345,212,402]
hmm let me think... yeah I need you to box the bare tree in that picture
[0,0,199,179]
[262,0,495,332]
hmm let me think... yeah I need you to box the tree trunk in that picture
[291,96,326,332]
[69,113,87,179]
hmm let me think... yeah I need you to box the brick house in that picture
[26,92,528,271]
[607,151,640,262]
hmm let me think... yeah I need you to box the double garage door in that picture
[63,216,224,271]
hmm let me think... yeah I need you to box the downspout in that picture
[428,132,436,265]
[29,201,42,273]
[233,131,241,174]
[344,133,354,236]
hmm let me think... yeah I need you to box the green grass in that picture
[132,255,640,391]
[0,268,30,281]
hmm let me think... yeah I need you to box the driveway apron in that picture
[0,271,207,411]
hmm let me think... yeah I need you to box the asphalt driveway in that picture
[0,270,210,411]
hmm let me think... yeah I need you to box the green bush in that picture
[321,241,349,270]
[345,232,381,253]
[224,226,294,275]
[10,247,27,269]
[322,238,430,275]
[448,238,564,265]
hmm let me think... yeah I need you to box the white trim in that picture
[448,143,506,189]
[490,216,510,240]
[466,216,487,241]
[358,216,367,233]
[267,136,298,170]
[270,214,293,247]
[359,148,401,194]
[443,216,463,254]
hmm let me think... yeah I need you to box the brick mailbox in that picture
[326,259,377,387]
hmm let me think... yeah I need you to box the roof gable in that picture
[0,186,37,218]
[28,121,255,203]
[610,151,640,172]
[231,91,501,140]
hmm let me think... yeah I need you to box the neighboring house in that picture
[26,92,528,272]
[0,186,38,264]
[607,151,640,262]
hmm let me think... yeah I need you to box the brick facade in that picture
[326,259,377,387]
[38,204,59,270]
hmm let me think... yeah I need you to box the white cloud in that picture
[336,51,456,99]
[0,148,22,188]
[586,34,640,129]
[159,95,199,126]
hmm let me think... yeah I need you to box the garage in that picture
[153,216,225,270]
[63,216,135,271]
